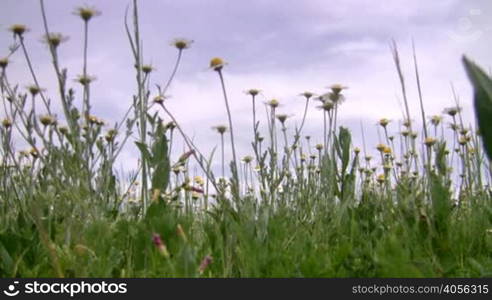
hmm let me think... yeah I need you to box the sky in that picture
[1,0,491,174]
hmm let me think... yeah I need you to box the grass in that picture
[0,0,492,278]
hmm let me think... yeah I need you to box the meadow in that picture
[0,1,492,277]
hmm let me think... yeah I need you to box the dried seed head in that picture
[315,144,323,151]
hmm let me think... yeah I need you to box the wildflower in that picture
[39,114,55,126]
[42,33,69,48]
[258,136,264,143]
[75,74,96,86]
[212,125,227,134]
[105,129,117,142]
[245,89,261,97]
[267,99,279,108]
[276,114,289,124]
[376,143,387,152]
[458,136,470,145]
[383,146,392,155]
[401,130,410,137]
[210,57,225,71]
[429,115,442,126]
[402,119,412,128]
[0,57,9,69]
[424,137,436,147]
[152,233,170,258]
[9,24,28,37]
[378,118,390,128]
[26,84,44,97]
[376,174,385,184]
[365,156,372,162]
[171,38,193,50]
[29,148,39,159]
[299,91,315,99]
[58,126,69,135]
[198,255,213,275]
[354,147,361,155]
[73,6,101,22]
[459,127,469,136]
[194,176,204,186]
[318,100,334,111]
[153,95,167,105]
[172,165,185,174]
[242,155,253,164]
[141,64,155,74]
[165,121,176,130]
[410,132,418,139]
[443,106,461,117]
[2,118,12,129]
[329,83,348,95]
[315,144,323,151]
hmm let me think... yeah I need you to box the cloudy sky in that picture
[1,0,491,173]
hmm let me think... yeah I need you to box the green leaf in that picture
[135,141,152,164]
[462,56,492,160]
[150,123,170,191]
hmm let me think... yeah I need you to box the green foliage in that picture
[463,56,492,160]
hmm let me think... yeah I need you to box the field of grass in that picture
[1,1,492,278]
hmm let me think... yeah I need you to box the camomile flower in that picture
[75,74,96,86]
[212,125,228,134]
[42,33,69,48]
[328,83,348,94]
[245,89,261,97]
[210,57,226,71]
[266,99,279,108]
[9,24,29,37]
[299,91,315,99]
[275,114,290,124]
[0,57,8,69]
[378,118,391,128]
[443,106,461,117]
[171,38,193,50]
[73,6,101,22]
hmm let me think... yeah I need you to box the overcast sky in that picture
[1,0,491,173]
